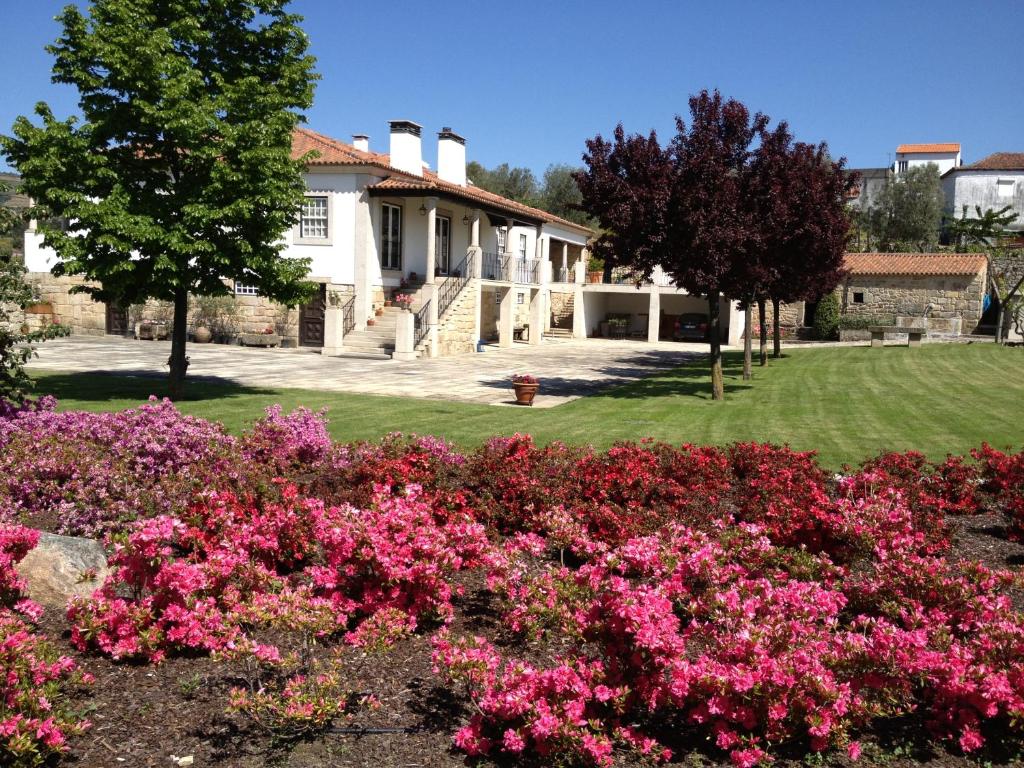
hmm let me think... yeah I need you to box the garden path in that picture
[27,336,708,407]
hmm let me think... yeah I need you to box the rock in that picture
[14,531,110,608]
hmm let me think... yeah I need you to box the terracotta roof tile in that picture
[962,152,1024,171]
[896,143,961,154]
[290,126,592,233]
[844,252,987,277]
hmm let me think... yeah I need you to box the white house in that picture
[941,152,1024,234]
[893,143,961,176]
[24,121,745,356]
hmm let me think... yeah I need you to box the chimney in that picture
[351,134,369,153]
[388,120,422,176]
[437,127,466,186]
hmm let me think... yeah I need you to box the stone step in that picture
[333,351,393,361]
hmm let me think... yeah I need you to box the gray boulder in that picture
[14,531,110,608]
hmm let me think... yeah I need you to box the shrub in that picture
[838,314,895,331]
[812,291,840,340]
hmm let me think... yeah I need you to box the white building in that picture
[941,152,1024,234]
[893,143,961,176]
[25,121,745,356]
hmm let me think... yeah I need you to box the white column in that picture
[647,290,661,343]
[468,209,482,278]
[572,284,586,338]
[561,243,568,283]
[470,209,480,248]
[498,287,514,348]
[425,197,438,284]
[503,218,515,281]
[322,301,344,355]
[529,288,543,346]
[393,309,417,361]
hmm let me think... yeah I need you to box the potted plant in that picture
[393,292,413,310]
[193,326,212,343]
[587,255,604,284]
[375,305,384,317]
[366,317,376,327]
[511,374,540,406]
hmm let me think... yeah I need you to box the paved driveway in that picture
[27,336,709,407]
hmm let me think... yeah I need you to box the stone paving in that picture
[27,336,712,407]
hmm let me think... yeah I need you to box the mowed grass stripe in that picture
[30,343,1024,469]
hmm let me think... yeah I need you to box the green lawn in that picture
[29,344,1024,469]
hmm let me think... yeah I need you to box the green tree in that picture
[466,160,538,205]
[2,0,318,399]
[539,164,595,226]
[0,261,69,402]
[864,165,945,251]
[946,204,1018,252]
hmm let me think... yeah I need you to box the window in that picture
[497,227,507,254]
[997,179,1015,198]
[300,196,328,239]
[853,292,864,304]
[234,281,259,296]
[518,233,528,259]
[381,203,402,270]
[897,160,908,173]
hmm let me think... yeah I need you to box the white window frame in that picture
[294,194,332,245]
[997,179,1016,198]
[897,160,908,173]
[234,281,260,296]
[518,233,528,260]
[497,227,507,254]
[381,202,403,271]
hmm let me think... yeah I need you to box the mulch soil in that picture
[34,511,1024,768]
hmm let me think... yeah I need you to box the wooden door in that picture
[299,284,326,347]
[105,303,128,336]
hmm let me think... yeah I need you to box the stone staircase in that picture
[548,293,574,338]
[336,307,400,359]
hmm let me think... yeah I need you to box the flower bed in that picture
[1,396,1024,766]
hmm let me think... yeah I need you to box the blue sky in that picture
[2,0,1022,174]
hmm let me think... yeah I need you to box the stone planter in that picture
[25,302,54,315]
[192,326,213,343]
[512,381,539,406]
[136,321,168,340]
[839,329,871,342]
[239,332,281,347]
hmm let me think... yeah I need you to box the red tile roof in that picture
[291,126,592,233]
[896,143,961,154]
[962,152,1024,171]
[844,252,987,277]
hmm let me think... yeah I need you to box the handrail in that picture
[481,251,504,280]
[437,254,470,320]
[414,300,431,348]
[340,295,356,335]
[513,257,540,285]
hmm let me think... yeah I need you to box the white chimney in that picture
[351,134,369,153]
[437,127,466,186]
[388,120,422,176]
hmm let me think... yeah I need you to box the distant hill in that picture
[0,172,30,210]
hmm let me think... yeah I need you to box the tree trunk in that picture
[758,299,767,366]
[708,289,724,400]
[772,298,782,358]
[168,287,189,400]
[603,262,613,284]
[742,303,752,380]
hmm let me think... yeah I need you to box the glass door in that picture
[435,215,451,275]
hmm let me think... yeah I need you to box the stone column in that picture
[498,287,514,348]
[574,258,586,284]
[470,209,480,249]
[393,309,417,361]
[503,218,515,281]
[561,243,568,283]
[321,302,344,355]
[528,287,544,346]
[647,290,661,343]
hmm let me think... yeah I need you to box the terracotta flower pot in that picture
[587,271,603,284]
[512,382,539,406]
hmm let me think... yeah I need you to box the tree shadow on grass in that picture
[32,370,276,404]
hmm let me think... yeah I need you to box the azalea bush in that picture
[4,397,1024,766]
[0,524,92,767]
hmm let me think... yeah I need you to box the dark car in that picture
[674,313,709,342]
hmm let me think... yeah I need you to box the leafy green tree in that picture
[466,160,538,205]
[539,164,595,226]
[2,0,318,399]
[0,261,69,402]
[946,204,1018,252]
[864,165,945,251]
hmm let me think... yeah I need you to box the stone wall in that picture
[549,291,574,329]
[840,271,986,329]
[435,281,478,356]
[480,288,499,341]
[763,299,804,329]
[26,273,107,335]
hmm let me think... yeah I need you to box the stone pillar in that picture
[498,287,514,348]
[353,189,374,329]
[574,258,586,284]
[647,290,660,343]
[470,209,480,248]
[472,280,482,345]
[393,309,417,361]
[503,218,515,281]
[425,197,438,284]
[561,243,568,283]
[529,288,544,346]
[321,304,344,355]
[468,209,482,278]
[573,283,586,339]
